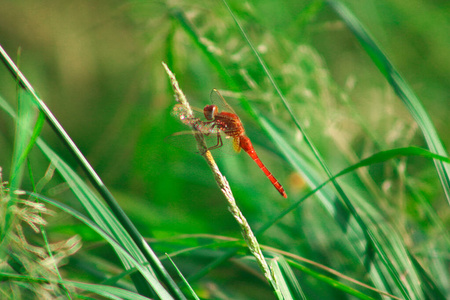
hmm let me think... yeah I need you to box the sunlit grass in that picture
[0,0,448,299]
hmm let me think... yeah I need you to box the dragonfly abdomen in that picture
[240,136,287,198]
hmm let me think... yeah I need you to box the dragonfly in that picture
[173,89,287,198]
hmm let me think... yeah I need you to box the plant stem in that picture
[163,62,281,297]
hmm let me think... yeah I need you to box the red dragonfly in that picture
[174,89,287,198]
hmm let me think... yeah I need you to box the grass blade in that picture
[287,260,378,300]
[9,90,41,189]
[1,271,153,300]
[2,89,38,246]
[408,252,447,300]
[269,254,306,300]
[257,122,450,233]
[327,0,450,204]
[0,45,186,299]
[270,259,293,300]
[26,192,173,300]
[166,254,200,300]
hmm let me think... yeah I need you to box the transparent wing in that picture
[210,88,237,114]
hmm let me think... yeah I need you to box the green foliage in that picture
[0,0,448,299]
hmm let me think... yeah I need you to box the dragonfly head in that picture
[204,105,218,120]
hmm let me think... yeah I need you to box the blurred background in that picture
[0,0,448,298]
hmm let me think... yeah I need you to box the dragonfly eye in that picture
[204,105,218,120]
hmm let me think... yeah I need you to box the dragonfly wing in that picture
[210,89,237,114]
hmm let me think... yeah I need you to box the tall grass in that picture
[0,0,448,299]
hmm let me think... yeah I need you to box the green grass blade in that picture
[270,259,292,300]
[18,111,45,173]
[258,117,449,237]
[64,281,152,300]
[0,94,182,298]
[0,272,153,300]
[165,254,200,300]
[187,247,239,283]
[327,0,450,204]
[2,89,39,249]
[287,260,378,300]
[9,89,38,190]
[408,252,447,300]
[269,254,306,300]
[25,192,173,300]
[0,94,155,295]
[0,45,186,300]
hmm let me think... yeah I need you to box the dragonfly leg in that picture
[199,122,223,151]
[208,131,223,151]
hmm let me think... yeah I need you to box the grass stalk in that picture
[0,44,185,300]
[162,62,282,298]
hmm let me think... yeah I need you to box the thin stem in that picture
[0,44,185,300]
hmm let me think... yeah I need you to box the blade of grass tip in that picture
[326,0,450,204]
[26,191,174,300]
[221,4,417,299]
[187,247,240,283]
[0,45,186,300]
[102,267,140,289]
[165,254,200,300]
[269,254,306,300]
